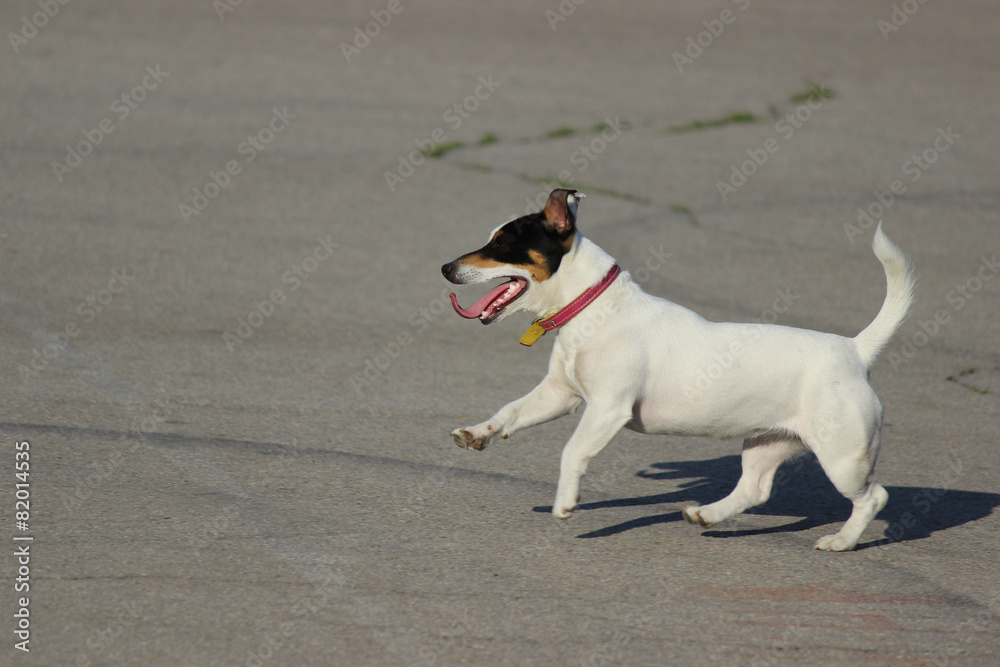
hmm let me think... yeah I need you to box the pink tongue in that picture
[450,280,518,319]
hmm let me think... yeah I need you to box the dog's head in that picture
[441,189,582,324]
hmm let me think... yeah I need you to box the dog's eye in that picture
[492,237,509,252]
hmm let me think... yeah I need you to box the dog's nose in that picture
[441,261,456,281]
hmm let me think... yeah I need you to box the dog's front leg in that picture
[553,405,631,518]
[451,376,581,451]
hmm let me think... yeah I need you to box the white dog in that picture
[442,189,914,551]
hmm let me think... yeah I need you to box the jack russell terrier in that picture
[441,189,914,551]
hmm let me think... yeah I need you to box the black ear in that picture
[543,189,584,236]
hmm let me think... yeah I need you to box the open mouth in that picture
[449,277,529,324]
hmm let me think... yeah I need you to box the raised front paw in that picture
[451,428,485,451]
[450,423,500,451]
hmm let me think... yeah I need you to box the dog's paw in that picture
[552,504,576,519]
[451,421,505,451]
[813,534,855,552]
[552,494,581,519]
[681,506,715,528]
[451,428,488,451]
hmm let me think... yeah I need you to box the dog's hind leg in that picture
[682,435,805,528]
[811,428,888,551]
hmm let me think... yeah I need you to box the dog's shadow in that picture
[533,454,1000,548]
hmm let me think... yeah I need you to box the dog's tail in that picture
[853,223,916,368]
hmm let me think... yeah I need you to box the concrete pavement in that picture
[1,1,998,664]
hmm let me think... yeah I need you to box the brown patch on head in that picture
[526,249,554,281]
[455,248,554,282]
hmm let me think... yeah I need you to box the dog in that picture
[441,189,914,551]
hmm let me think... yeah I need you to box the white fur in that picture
[451,224,914,551]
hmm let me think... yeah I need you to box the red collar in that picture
[519,264,621,346]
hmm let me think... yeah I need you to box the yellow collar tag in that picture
[515,264,621,348]
[518,319,550,346]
